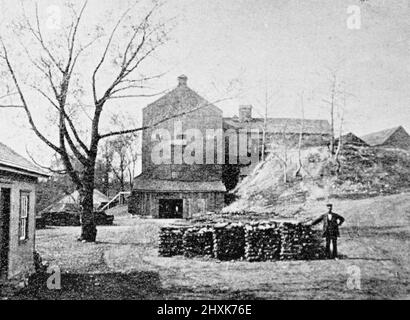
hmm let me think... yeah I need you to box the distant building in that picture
[361,126,410,150]
[41,189,109,214]
[335,132,369,147]
[40,189,109,226]
[0,142,48,283]
[224,106,331,149]
[129,75,331,218]
[130,75,226,218]
[224,105,331,182]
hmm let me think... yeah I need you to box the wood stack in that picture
[158,221,325,262]
[158,226,186,257]
[212,223,245,260]
[299,227,326,260]
[244,221,281,261]
[279,223,326,260]
[183,226,214,257]
[279,222,303,260]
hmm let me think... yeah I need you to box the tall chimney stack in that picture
[239,105,252,122]
[177,74,188,87]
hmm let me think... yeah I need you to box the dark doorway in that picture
[159,199,183,218]
[0,188,11,278]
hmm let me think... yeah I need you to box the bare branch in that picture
[0,92,18,100]
[25,148,67,175]
[0,104,24,108]
[99,97,232,139]
[65,0,88,74]
[0,38,62,154]
[21,3,64,73]
[92,5,132,103]
[107,90,169,100]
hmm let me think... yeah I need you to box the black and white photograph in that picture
[0,0,409,304]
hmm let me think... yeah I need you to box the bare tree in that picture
[110,137,130,192]
[295,92,305,178]
[0,1,233,241]
[0,0,172,241]
[321,66,352,157]
[270,122,292,184]
[253,79,279,162]
[334,94,346,173]
[323,70,338,155]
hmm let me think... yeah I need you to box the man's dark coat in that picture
[311,212,345,238]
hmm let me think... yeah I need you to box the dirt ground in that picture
[13,193,410,300]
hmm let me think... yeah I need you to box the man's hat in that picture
[326,203,333,208]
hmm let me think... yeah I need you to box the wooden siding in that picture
[0,170,37,280]
[129,190,225,218]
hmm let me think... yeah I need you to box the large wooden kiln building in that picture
[129,75,226,218]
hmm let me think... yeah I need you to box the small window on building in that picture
[176,134,186,140]
[155,133,163,141]
[19,192,30,241]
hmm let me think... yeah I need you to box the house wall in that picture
[129,190,225,218]
[265,133,330,150]
[0,170,37,281]
[142,105,224,181]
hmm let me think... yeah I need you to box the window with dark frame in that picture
[19,192,30,242]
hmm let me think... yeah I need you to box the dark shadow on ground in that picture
[95,241,151,247]
[13,271,163,300]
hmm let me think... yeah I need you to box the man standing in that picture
[310,204,345,259]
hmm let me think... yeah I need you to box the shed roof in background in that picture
[361,126,407,146]
[41,189,109,213]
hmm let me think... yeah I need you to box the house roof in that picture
[223,117,331,135]
[143,75,222,126]
[133,175,226,193]
[335,132,369,146]
[361,126,405,146]
[0,141,49,177]
[41,189,109,213]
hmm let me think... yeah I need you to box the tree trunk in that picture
[79,167,97,242]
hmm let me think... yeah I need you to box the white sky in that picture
[0,0,409,162]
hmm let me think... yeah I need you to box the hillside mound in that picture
[223,145,410,217]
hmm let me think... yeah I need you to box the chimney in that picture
[239,105,252,122]
[177,74,188,87]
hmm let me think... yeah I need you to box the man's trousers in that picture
[325,237,338,259]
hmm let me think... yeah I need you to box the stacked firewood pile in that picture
[279,222,303,260]
[158,221,324,261]
[158,226,187,257]
[298,226,326,260]
[244,221,281,261]
[212,223,245,260]
[279,223,326,260]
[183,226,214,257]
